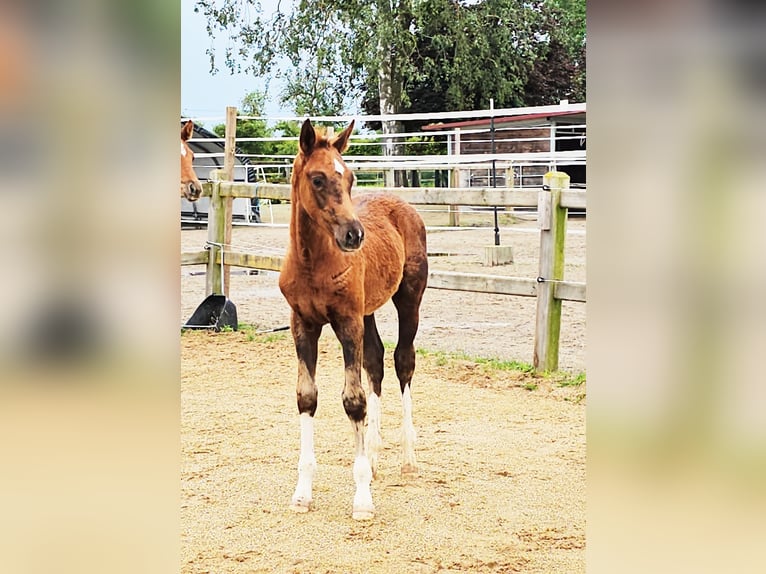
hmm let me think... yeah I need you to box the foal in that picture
[180,120,203,202]
[279,119,428,520]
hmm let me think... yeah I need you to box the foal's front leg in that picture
[290,313,321,513]
[333,315,374,520]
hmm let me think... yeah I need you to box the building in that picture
[422,109,586,190]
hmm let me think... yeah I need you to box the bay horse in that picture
[279,119,428,520]
[181,120,203,202]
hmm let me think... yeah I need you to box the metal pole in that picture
[490,99,500,245]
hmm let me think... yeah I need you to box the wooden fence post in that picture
[220,106,237,298]
[205,177,226,295]
[533,171,570,372]
[448,127,461,227]
[449,167,461,227]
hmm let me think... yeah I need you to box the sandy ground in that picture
[181,331,585,573]
[181,209,586,573]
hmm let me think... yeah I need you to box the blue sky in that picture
[181,1,288,127]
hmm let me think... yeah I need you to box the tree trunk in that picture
[377,2,406,188]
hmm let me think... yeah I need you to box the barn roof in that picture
[423,110,585,131]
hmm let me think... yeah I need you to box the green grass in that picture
[475,357,535,374]
[557,371,586,387]
[414,347,538,376]
[181,328,585,399]
[235,323,290,344]
[412,346,585,398]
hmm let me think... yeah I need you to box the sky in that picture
[181,1,288,128]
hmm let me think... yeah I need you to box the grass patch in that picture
[475,357,535,374]
[236,323,290,344]
[415,347,536,377]
[557,371,586,387]
[413,346,586,399]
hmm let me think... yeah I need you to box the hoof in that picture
[401,463,418,476]
[352,508,375,521]
[290,498,312,513]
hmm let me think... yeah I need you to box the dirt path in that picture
[181,330,585,573]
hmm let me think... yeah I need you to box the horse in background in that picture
[278,119,429,520]
[181,120,203,202]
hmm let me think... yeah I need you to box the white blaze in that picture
[334,158,345,175]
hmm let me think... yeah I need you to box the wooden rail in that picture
[184,251,586,303]
[183,174,584,372]
[198,180,585,210]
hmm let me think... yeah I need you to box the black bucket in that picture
[183,295,238,331]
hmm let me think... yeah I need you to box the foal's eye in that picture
[311,176,323,187]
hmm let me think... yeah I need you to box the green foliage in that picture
[403,135,447,156]
[418,0,538,110]
[237,323,289,344]
[195,0,377,114]
[523,0,586,104]
[345,135,383,157]
[475,357,536,374]
[360,0,585,126]
[210,90,298,180]
[194,0,586,118]
[557,371,586,387]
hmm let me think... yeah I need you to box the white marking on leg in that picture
[352,454,374,520]
[401,385,418,474]
[180,143,187,157]
[365,392,382,479]
[291,413,316,512]
[350,419,374,520]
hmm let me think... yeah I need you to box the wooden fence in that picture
[181,107,586,372]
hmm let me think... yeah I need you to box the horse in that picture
[181,120,203,202]
[278,119,429,520]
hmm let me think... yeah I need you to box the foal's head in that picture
[180,120,203,202]
[293,119,363,252]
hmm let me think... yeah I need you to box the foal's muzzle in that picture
[182,181,203,202]
[335,220,365,252]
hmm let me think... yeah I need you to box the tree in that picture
[212,90,300,185]
[195,0,422,183]
[522,0,586,105]
[360,0,586,129]
[364,0,541,126]
[195,1,585,185]
[212,91,273,157]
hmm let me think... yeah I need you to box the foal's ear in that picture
[332,120,355,154]
[299,118,316,156]
[181,120,194,142]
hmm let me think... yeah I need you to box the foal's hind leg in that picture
[392,277,427,476]
[363,314,384,478]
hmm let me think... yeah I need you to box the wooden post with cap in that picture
[220,106,237,297]
[533,171,570,372]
